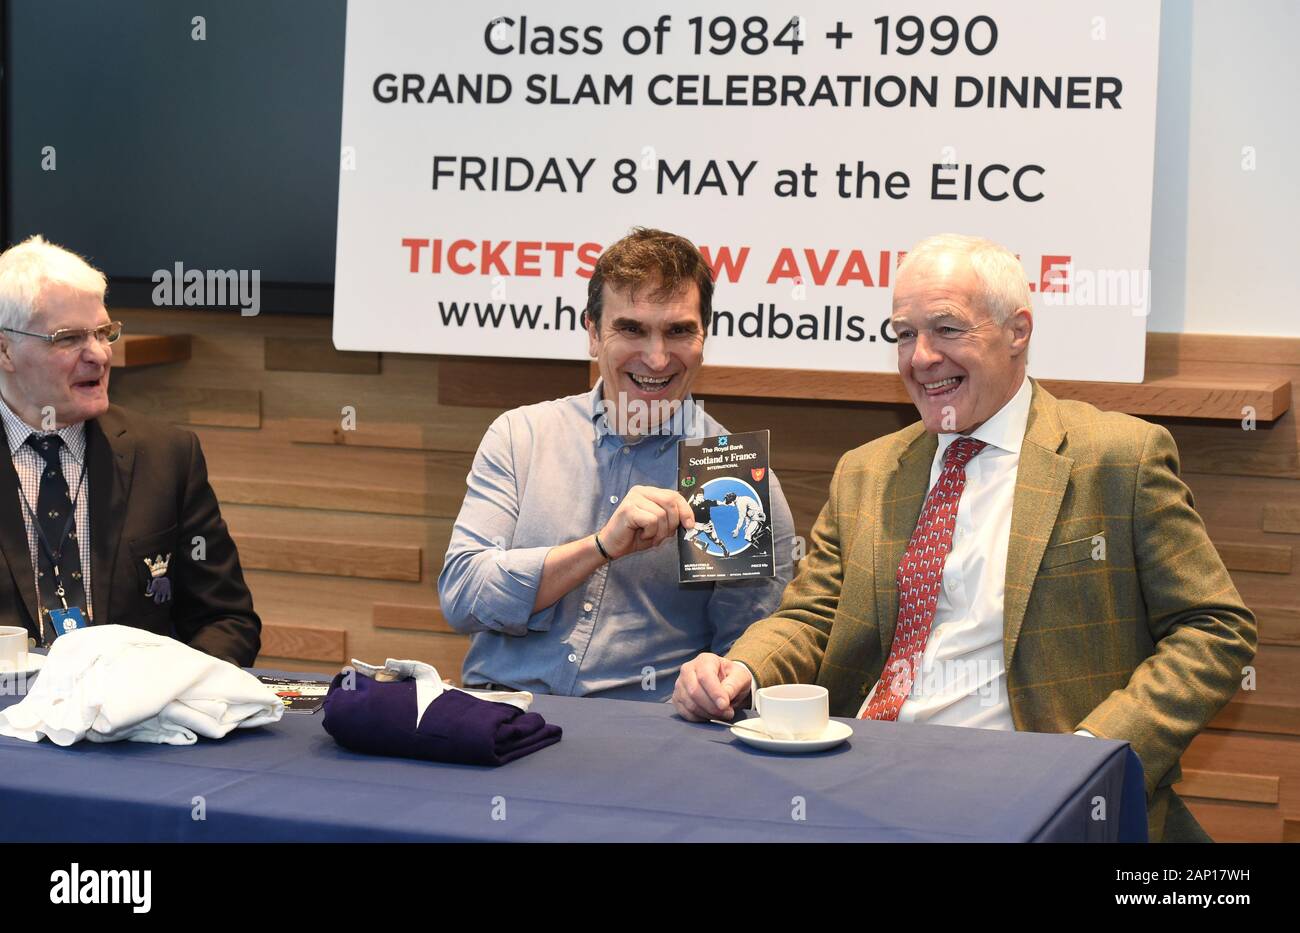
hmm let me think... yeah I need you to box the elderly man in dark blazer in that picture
[0,235,258,666]
[673,233,1256,842]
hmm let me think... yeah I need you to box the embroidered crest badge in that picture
[143,553,172,604]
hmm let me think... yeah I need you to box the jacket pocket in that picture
[1039,532,1102,572]
[128,525,180,611]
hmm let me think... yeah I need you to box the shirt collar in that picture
[589,378,704,453]
[588,381,613,439]
[936,374,1032,460]
[0,392,88,464]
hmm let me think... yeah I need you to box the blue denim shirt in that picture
[438,383,795,701]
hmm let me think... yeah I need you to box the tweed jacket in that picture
[728,381,1257,841]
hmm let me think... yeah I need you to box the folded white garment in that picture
[0,625,284,746]
[348,657,534,723]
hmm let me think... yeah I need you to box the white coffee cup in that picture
[0,625,29,674]
[756,684,829,739]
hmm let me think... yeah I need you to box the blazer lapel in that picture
[874,429,936,656]
[0,451,39,626]
[87,412,135,624]
[1003,382,1071,670]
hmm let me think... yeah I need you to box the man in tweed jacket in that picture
[673,234,1257,842]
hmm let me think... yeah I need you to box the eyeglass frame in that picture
[0,320,125,350]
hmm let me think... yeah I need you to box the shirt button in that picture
[609,495,618,504]
[583,602,593,612]
[567,653,577,663]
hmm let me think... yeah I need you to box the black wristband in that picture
[593,532,612,561]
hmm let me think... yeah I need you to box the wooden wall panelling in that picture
[110,333,192,368]
[195,426,465,494]
[117,307,322,340]
[244,577,470,678]
[1177,801,1283,843]
[1179,472,1300,533]
[244,572,435,622]
[109,379,261,428]
[236,534,421,581]
[287,419,432,451]
[259,623,348,664]
[211,454,472,519]
[1150,351,1300,479]
[1215,542,1293,574]
[1211,704,1300,737]
[1181,729,1299,842]
[286,407,498,454]
[1210,645,1300,737]
[1175,768,1280,804]
[260,372,437,427]
[1177,474,1300,645]
[1182,731,1298,785]
[225,508,449,572]
[264,336,380,374]
[1174,568,1298,615]
[1146,332,1300,367]
[1159,417,1299,480]
[115,311,268,377]
[1262,505,1300,534]
[373,603,456,633]
[1042,374,1291,421]
[1253,605,1300,647]
[440,357,588,408]
[213,476,435,518]
[690,365,912,405]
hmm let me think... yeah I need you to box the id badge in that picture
[48,607,88,639]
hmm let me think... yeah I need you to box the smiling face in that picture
[0,282,112,428]
[891,253,1031,435]
[587,281,705,436]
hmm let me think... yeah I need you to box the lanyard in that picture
[17,453,86,566]
[15,443,88,629]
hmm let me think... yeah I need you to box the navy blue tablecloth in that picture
[0,675,1146,842]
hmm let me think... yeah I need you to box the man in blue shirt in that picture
[438,228,795,701]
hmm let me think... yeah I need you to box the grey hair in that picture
[898,233,1031,324]
[0,235,107,333]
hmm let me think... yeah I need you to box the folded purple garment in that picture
[322,673,561,766]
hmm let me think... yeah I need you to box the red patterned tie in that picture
[861,436,987,721]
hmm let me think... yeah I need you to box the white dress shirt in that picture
[854,375,1032,729]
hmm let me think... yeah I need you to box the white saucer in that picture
[730,718,853,753]
[0,654,45,677]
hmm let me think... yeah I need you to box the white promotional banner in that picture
[334,1,1161,381]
